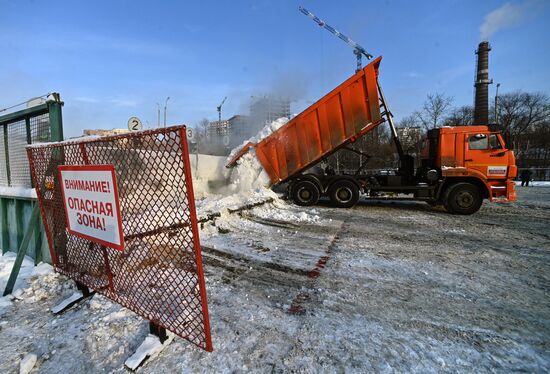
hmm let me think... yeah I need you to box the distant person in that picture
[520,169,532,187]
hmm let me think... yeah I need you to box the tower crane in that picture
[298,5,373,72]
[217,96,227,125]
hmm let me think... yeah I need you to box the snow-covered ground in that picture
[0,186,549,372]
[0,253,52,315]
[2,120,548,371]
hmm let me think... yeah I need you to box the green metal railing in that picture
[0,97,63,264]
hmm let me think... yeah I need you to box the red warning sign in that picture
[58,165,124,251]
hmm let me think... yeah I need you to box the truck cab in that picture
[417,125,517,214]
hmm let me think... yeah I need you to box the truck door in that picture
[464,133,508,179]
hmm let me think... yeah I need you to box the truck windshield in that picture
[468,134,488,150]
[468,134,502,150]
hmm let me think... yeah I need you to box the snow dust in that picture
[191,117,298,235]
[193,117,289,199]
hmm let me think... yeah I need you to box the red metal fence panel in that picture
[27,125,212,351]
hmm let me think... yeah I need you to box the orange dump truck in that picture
[228,50,516,215]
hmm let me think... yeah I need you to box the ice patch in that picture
[19,353,37,374]
[125,333,174,370]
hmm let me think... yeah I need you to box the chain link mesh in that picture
[1,111,51,187]
[27,125,212,351]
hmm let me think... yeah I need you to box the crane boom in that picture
[216,96,227,112]
[217,96,227,125]
[299,5,373,72]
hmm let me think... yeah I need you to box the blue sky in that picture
[1,0,549,137]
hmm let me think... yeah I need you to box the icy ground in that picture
[1,187,549,373]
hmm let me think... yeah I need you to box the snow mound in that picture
[223,150,272,194]
[0,253,54,315]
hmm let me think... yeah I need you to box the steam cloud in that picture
[479,2,527,41]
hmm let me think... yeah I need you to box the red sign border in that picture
[57,164,125,251]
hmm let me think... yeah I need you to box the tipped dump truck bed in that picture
[227,56,385,185]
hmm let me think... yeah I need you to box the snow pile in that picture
[217,117,291,197]
[0,252,54,314]
[191,118,292,223]
[251,199,321,223]
[223,150,272,194]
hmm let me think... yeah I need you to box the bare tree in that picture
[397,114,421,128]
[499,91,550,136]
[444,105,474,126]
[415,93,454,131]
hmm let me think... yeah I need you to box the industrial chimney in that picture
[473,41,493,125]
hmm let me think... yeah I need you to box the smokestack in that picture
[473,41,493,125]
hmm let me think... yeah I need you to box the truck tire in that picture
[443,182,482,215]
[329,180,360,208]
[290,180,320,206]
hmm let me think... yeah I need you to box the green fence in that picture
[0,96,64,264]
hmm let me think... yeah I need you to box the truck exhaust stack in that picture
[473,41,492,125]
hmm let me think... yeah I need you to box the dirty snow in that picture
[0,253,53,315]
[0,187,549,372]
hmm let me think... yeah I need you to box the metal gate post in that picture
[0,198,9,253]
[47,98,64,142]
[150,322,168,344]
[3,204,40,296]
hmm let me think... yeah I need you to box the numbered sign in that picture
[127,117,143,131]
[186,128,196,142]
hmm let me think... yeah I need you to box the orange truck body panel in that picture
[228,57,384,184]
[435,126,517,202]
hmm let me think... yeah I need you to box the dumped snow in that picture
[248,117,288,144]
[227,117,289,161]
[0,253,53,315]
[190,118,294,225]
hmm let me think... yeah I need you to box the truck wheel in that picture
[329,180,360,208]
[443,183,482,215]
[291,180,320,206]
